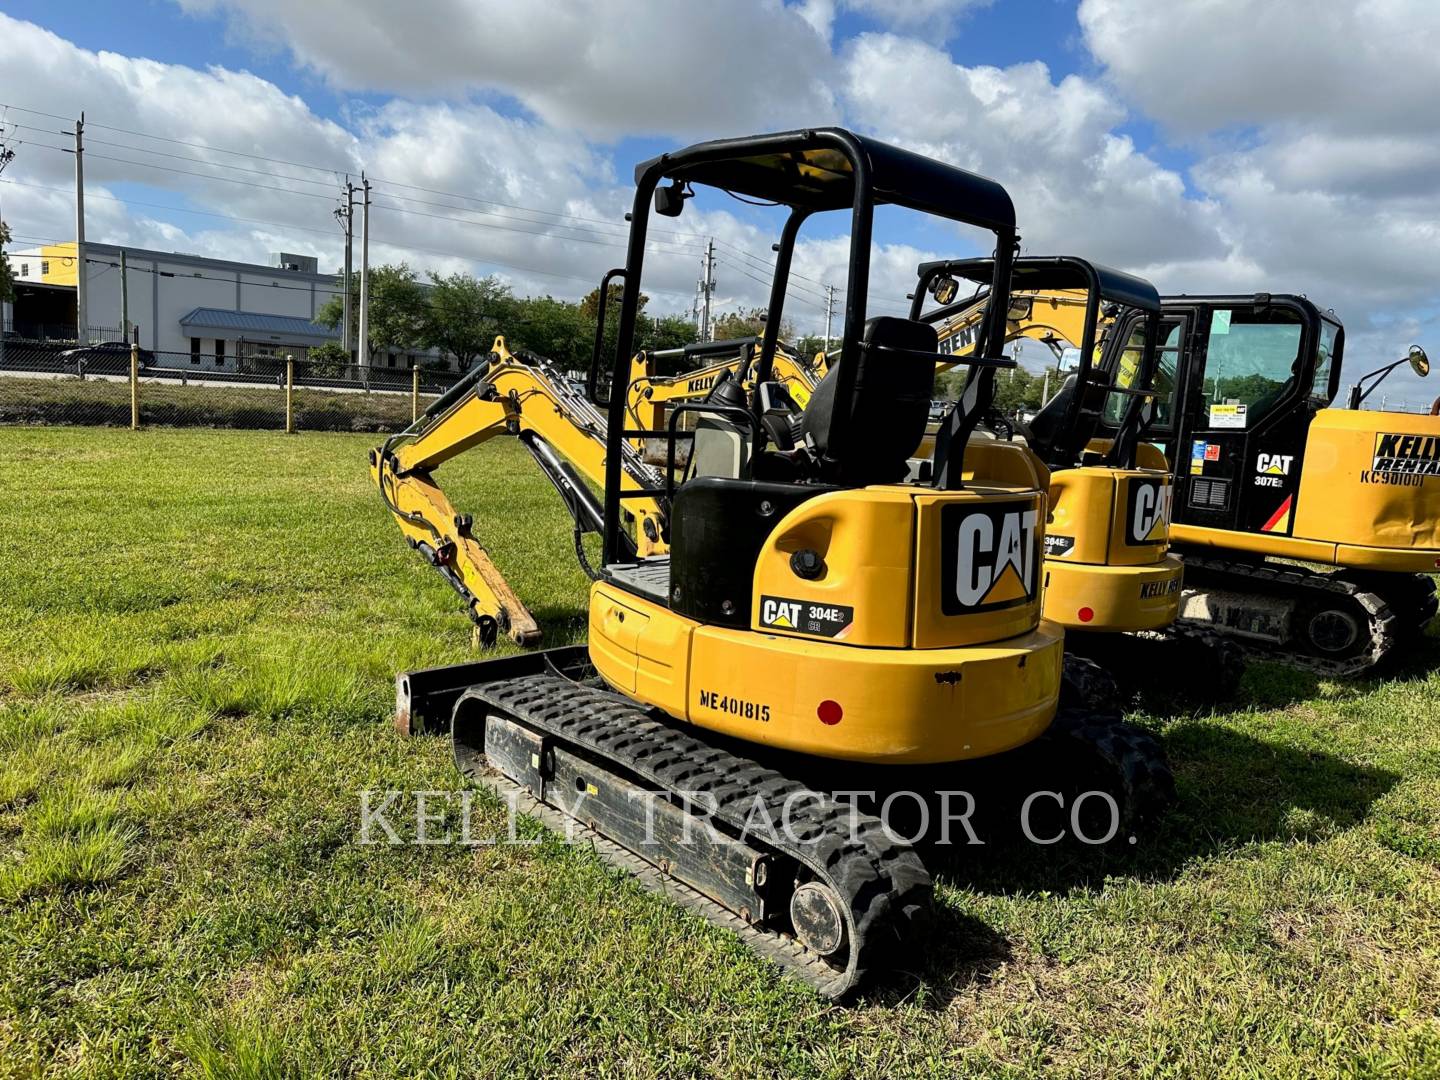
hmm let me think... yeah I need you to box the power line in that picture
[6,123,343,191]
[0,177,695,296]
[0,102,796,264]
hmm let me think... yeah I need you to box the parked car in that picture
[57,341,156,374]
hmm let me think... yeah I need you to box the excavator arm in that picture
[936,288,1095,360]
[626,338,826,441]
[371,336,668,647]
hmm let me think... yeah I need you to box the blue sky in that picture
[2,0,1438,401]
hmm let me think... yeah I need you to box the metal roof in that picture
[178,307,339,342]
[636,127,1015,230]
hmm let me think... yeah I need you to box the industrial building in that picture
[3,241,441,370]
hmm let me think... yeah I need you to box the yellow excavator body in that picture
[1172,407,1440,573]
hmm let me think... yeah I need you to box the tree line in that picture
[310,264,824,378]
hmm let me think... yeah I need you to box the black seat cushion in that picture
[801,316,937,485]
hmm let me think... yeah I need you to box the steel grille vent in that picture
[1188,477,1230,510]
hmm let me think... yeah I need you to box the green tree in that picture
[712,306,794,342]
[509,295,591,370]
[794,334,828,362]
[316,263,428,363]
[0,220,13,305]
[306,341,350,376]
[638,314,701,376]
[426,272,515,372]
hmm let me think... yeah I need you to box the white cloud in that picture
[839,33,1225,271]
[1079,0,1440,139]
[177,0,838,138]
[841,0,993,39]
[1078,0,1440,397]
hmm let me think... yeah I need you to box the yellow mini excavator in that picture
[922,257,1244,702]
[375,129,1173,998]
[1089,294,1438,675]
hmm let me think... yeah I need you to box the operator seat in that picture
[801,316,937,485]
[1027,367,1113,466]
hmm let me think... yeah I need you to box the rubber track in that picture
[1179,554,1397,677]
[1127,621,1246,704]
[454,674,932,999]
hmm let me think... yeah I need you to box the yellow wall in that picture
[37,243,81,286]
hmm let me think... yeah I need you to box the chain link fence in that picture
[0,338,464,432]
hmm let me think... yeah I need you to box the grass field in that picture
[2,426,1439,1078]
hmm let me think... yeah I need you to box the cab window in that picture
[1311,319,1339,402]
[1202,306,1303,421]
[1103,319,1181,430]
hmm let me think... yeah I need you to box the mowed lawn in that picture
[2,426,1439,1078]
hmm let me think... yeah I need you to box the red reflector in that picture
[1078,607,1095,623]
[817,700,843,725]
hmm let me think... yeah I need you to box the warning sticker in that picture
[1190,440,1208,475]
[1205,444,1222,461]
[1208,402,1248,429]
[759,595,854,639]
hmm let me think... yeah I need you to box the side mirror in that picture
[1409,345,1430,378]
[1007,296,1034,322]
[929,274,960,306]
[654,181,691,218]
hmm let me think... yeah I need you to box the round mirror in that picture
[930,274,960,306]
[1408,345,1429,378]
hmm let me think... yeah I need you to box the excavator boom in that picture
[371,337,668,646]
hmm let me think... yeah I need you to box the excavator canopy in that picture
[634,127,1015,229]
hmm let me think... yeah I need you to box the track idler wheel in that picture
[790,881,848,958]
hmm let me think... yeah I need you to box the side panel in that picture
[1292,409,1440,554]
[912,488,1046,649]
[748,488,916,647]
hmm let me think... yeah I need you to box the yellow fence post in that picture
[286,354,295,434]
[129,343,140,430]
[412,365,420,423]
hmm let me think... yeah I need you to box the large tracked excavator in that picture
[374,129,1174,997]
[1087,295,1438,675]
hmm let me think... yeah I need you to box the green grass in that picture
[2,426,1439,1078]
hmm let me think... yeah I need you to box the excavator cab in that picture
[917,257,1241,701]
[383,130,1173,998]
[1093,294,1439,673]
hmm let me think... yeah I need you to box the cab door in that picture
[1171,300,1319,537]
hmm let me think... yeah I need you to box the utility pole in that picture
[0,125,15,369]
[698,238,716,342]
[119,248,129,343]
[357,173,371,375]
[335,181,354,355]
[823,284,836,350]
[71,113,88,343]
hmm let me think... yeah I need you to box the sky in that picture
[1,0,1437,402]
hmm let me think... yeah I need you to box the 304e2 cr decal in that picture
[940,502,1040,615]
[758,596,854,639]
